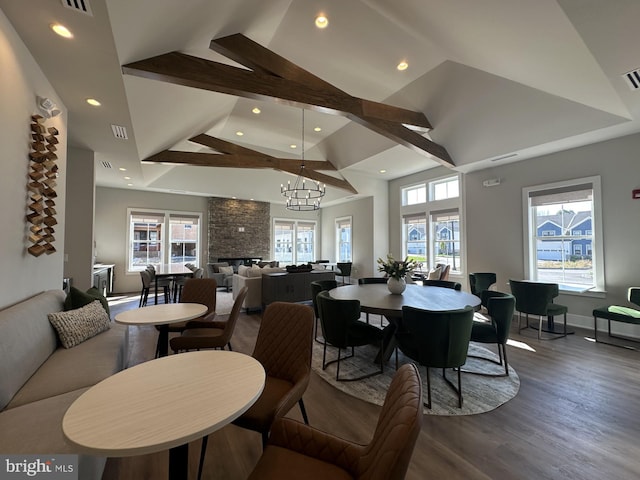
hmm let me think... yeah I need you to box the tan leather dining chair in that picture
[247,363,423,480]
[169,286,247,353]
[197,301,314,480]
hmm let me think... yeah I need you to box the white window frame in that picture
[126,208,202,273]
[273,218,317,265]
[401,183,427,206]
[522,176,604,294]
[336,216,352,262]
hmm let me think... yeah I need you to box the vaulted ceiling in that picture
[2,0,639,207]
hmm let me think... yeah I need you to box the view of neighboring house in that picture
[536,211,592,261]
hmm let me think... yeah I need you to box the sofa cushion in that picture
[219,266,234,276]
[64,286,110,316]
[238,265,251,277]
[48,300,111,349]
[0,290,64,411]
[5,323,126,409]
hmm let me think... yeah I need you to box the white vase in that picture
[387,276,406,294]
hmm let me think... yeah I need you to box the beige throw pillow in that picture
[427,267,442,280]
[48,300,111,349]
[218,266,234,275]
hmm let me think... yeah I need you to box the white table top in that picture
[62,351,265,457]
[152,264,194,276]
[114,303,208,326]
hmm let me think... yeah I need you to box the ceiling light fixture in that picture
[119,167,127,171]
[314,126,322,132]
[379,169,387,174]
[86,98,101,106]
[236,131,244,136]
[252,107,261,114]
[315,15,329,29]
[281,109,325,211]
[51,24,73,38]
[397,61,409,71]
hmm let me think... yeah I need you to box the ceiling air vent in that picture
[60,0,93,16]
[623,68,640,90]
[111,124,128,140]
[101,161,112,169]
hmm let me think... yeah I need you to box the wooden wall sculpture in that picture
[26,115,58,257]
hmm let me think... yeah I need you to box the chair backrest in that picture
[422,279,461,290]
[220,286,248,342]
[436,263,450,281]
[336,262,352,276]
[358,277,388,285]
[482,291,516,343]
[193,267,204,279]
[469,272,497,296]
[358,363,423,480]
[399,306,474,369]
[140,269,152,288]
[629,287,640,307]
[252,302,314,385]
[509,279,558,316]
[311,280,338,318]
[316,290,361,349]
[180,278,217,319]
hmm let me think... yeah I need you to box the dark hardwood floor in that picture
[103,295,640,480]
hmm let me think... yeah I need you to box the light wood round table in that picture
[115,303,208,357]
[63,350,265,480]
[329,283,480,361]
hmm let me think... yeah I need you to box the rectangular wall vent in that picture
[61,0,93,16]
[623,68,640,90]
[111,124,129,140]
[101,161,112,169]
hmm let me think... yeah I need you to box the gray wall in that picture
[0,9,67,308]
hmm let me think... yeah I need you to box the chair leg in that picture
[425,366,432,409]
[502,344,509,376]
[261,431,268,449]
[227,342,233,351]
[298,398,309,425]
[197,435,208,480]
[335,347,342,381]
[457,368,463,408]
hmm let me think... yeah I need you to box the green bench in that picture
[593,287,640,349]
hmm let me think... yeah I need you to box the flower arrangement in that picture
[377,254,417,280]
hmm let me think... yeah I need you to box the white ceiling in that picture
[2,0,640,206]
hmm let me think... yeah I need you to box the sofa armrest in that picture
[232,274,262,310]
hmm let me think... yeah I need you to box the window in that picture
[431,210,461,273]
[128,209,201,272]
[403,215,427,270]
[336,216,352,262]
[430,176,459,201]
[523,176,604,291]
[273,219,317,265]
[401,184,426,206]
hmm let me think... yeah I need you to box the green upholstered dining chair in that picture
[246,363,423,480]
[310,279,338,342]
[469,272,497,309]
[316,290,384,381]
[464,291,515,377]
[395,305,474,409]
[421,279,462,290]
[509,279,568,340]
[335,262,352,285]
[358,277,388,325]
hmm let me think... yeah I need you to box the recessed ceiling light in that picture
[124,176,131,180]
[118,167,127,171]
[250,198,254,201]
[315,15,328,29]
[290,144,297,149]
[86,98,101,106]
[252,107,261,114]
[379,169,387,174]
[314,126,322,132]
[51,24,73,38]
[231,196,237,199]
[397,61,409,71]
[236,131,244,136]
[127,183,133,187]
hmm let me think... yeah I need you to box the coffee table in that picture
[62,350,265,480]
[115,303,208,357]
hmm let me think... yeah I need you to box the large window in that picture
[400,175,463,275]
[273,219,317,265]
[523,176,604,292]
[336,216,352,262]
[127,209,201,272]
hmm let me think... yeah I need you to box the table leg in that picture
[168,443,188,480]
[155,281,159,305]
[156,325,169,357]
[374,322,397,364]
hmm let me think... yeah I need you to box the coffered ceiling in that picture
[2,0,639,206]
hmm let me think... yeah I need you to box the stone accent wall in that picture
[207,198,270,261]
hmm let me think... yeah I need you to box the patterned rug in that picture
[312,340,520,416]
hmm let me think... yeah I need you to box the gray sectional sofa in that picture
[0,289,128,480]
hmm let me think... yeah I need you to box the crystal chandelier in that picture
[281,109,326,211]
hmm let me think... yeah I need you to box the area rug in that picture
[312,341,520,416]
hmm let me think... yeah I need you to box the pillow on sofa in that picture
[218,266,234,276]
[238,265,250,277]
[48,300,111,349]
[427,267,442,280]
[64,286,110,316]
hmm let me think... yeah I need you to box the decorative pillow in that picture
[48,300,111,349]
[238,265,250,277]
[246,267,264,278]
[64,286,110,316]
[218,266,234,276]
[427,267,442,280]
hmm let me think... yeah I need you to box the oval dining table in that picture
[329,283,480,362]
